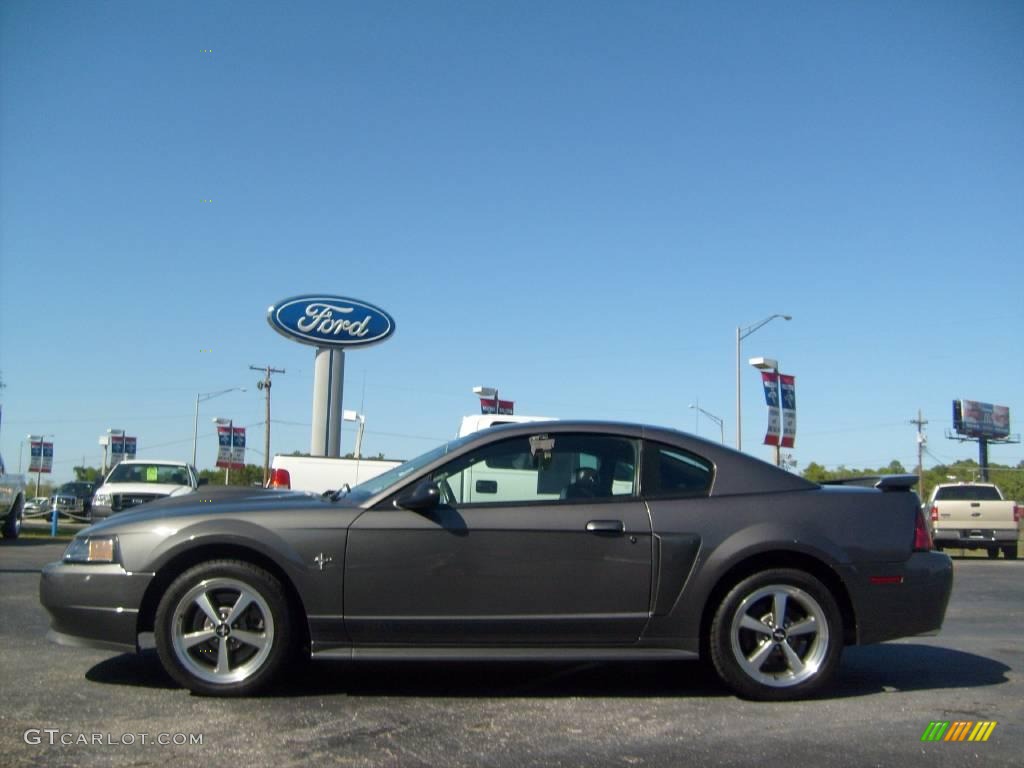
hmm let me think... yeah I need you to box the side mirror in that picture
[394,479,440,512]
[198,477,209,486]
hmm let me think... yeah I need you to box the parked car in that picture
[25,496,50,513]
[0,454,27,539]
[90,460,205,520]
[50,482,96,521]
[41,421,952,700]
[927,482,1021,559]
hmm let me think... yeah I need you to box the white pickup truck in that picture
[269,414,554,494]
[928,482,1021,559]
[0,454,27,540]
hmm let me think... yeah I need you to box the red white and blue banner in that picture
[29,441,54,473]
[761,372,781,446]
[109,436,137,467]
[780,374,797,448]
[216,426,246,469]
[480,398,514,416]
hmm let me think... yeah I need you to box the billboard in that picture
[779,374,797,448]
[28,441,54,473]
[761,371,781,446]
[953,400,1010,439]
[109,436,137,467]
[216,426,246,469]
[480,398,514,416]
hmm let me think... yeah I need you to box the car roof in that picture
[115,460,190,466]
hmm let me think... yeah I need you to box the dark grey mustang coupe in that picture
[41,421,952,700]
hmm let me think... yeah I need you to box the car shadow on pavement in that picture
[269,659,731,699]
[831,644,1010,698]
[85,651,177,690]
[85,654,730,698]
[83,645,1008,700]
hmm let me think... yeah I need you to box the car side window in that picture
[432,434,638,506]
[642,442,713,498]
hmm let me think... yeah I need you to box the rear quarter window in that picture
[642,442,714,498]
[934,486,1002,502]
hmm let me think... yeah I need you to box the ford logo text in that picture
[267,295,396,348]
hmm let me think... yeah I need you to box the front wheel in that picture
[709,569,844,701]
[2,497,23,540]
[1002,545,1018,560]
[155,560,292,696]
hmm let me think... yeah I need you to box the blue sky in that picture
[2,0,1022,482]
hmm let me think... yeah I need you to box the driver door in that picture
[344,432,652,645]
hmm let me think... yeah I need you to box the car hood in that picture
[82,485,355,534]
[95,482,193,497]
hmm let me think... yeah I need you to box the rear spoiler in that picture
[822,474,919,492]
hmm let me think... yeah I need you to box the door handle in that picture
[586,520,624,533]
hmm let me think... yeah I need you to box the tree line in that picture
[801,459,1024,503]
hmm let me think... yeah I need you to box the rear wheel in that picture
[709,569,843,701]
[987,548,1000,560]
[1002,545,1018,560]
[155,560,292,696]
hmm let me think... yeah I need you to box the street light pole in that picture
[343,410,366,459]
[735,314,791,451]
[689,404,725,444]
[193,388,246,467]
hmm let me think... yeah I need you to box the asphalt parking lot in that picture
[1,539,1021,768]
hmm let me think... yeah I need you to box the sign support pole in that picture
[311,347,345,457]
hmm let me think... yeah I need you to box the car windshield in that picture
[106,463,190,485]
[341,436,475,503]
[56,483,93,497]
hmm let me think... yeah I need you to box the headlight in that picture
[63,536,118,564]
[93,493,111,506]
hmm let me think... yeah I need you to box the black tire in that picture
[155,560,292,696]
[987,548,1000,560]
[1002,545,1018,560]
[2,496,23,540]
[709,568,844,701]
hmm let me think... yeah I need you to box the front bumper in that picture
[39,561,154,652]
[850,550,954,645]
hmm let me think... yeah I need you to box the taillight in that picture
[267,468,291,490]
[930,505,939,522]
[1015,504,1022,524]
[914,509,933,552]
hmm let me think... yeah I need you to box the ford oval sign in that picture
[267,295,395,348]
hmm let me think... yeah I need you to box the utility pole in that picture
[910,410,928,498]
[251,365,285,485]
